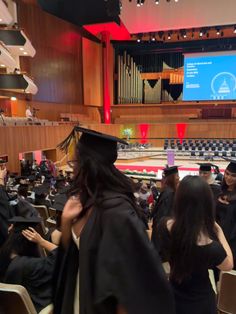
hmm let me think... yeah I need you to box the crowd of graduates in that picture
[0,128,235,314]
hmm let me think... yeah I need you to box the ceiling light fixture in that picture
[216,27,220,35]
[155,0,159,4]
[234,26,236,34]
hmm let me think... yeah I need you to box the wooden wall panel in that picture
[82,38,103,106]
[0,125,73,172]
[111,102,236,121]
[86,122,236,146]
[17,1,83,104]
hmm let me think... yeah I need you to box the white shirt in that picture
[25,108,33,118]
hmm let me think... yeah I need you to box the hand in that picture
[62,195,83,224]
[218,196,229,205]
[22,227,43,244]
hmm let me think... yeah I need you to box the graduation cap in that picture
[163,166,179,177]
[9,216,42,232]
[58,126,128,164]
[197,163,213,172]
[222,157,236,173]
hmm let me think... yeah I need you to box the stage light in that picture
[140,0,145,5]
[216,28,220,35]
[174,0,178,2]
[167,32,171,40]
[151,34,156,41]
[199,30,203,37]
[137,33,142,42]
[234,26,236,34]
[11,97,17,101]
[137,0,141,7]
[155,0,159,4]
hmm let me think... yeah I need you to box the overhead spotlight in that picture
[216,27,220,35]
[167,32,172,40]
[151,33,156,41]
[140,0,145,5]
[137,33,142,42]
[180,29,187,38]
[199,30,203,37]
[174,0,179,2]
[137,0,141,7]
[234,26,236,34]
[155,0,159,4]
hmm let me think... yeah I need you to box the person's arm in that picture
[215,222,234,270]
[0,166,7,186]
[61,196,83,249]
[22,227,57,251]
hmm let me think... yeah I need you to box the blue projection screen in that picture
[183,52,236,101]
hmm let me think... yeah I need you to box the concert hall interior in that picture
[1,1,236,313]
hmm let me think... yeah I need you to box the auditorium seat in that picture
[217,271,236,314]
[0,283,37,314]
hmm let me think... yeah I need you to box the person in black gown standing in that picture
[153,175,233,314]
[53,126,175,314]
[216,159,236,267]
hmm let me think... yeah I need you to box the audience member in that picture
[151,165,179,243]
[0,217,57,312]
[198,163,221,200]
[154,175,233,314]
[216,159,236,267]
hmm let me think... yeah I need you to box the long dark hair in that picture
[220,177,236,202]
[69,143,137,215]
[0,230,41,280]
[161,173,178,192]
[170,175,217,283]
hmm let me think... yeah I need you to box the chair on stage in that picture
[217,271,236,314]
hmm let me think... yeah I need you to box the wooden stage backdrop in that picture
[2,120,236,173]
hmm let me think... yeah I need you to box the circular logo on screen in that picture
[211,72,236,97]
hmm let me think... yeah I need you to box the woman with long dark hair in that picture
[53,126,175,314]
[151,166,179,248]
[216,159,236,266]
[154,175,233,314]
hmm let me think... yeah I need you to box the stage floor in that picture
[115,147,229,180]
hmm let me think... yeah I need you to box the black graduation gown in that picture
[216,199,236,266]
[151,187,175,250]
[53,192,175,314]
[4,249,57,313]
[0,187,15,246]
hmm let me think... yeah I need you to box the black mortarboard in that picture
[163,166,179,177]
[197,163,213,172]
[222,157,236,173]
[58,126,128,164]
[9,216,42,232]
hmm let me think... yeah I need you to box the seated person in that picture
[25,105,33,121]
[0,216,57,312]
